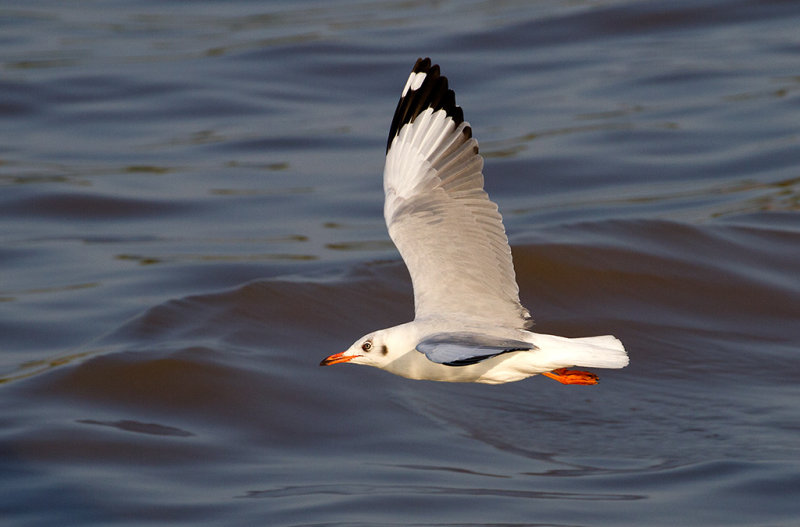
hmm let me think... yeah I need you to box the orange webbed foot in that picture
[541,368,599,385]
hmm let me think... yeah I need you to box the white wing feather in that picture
[383,62,531,328]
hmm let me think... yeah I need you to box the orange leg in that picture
[541,368,599,385]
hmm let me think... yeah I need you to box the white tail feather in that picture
[528,333,629,370]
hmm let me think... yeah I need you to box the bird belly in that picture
[383,349,541,384]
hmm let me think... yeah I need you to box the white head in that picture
[319,324,415,370]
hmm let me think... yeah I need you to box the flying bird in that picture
[320,58,628,384]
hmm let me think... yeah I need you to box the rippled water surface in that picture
[2,1,799,525]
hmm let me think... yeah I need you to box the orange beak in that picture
[319,351,356,366]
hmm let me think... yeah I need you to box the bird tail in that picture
[528,333,629,370]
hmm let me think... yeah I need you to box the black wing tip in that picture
[412,57,433,74]
[386,58,466,153]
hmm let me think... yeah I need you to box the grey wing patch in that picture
[417,332,534,367]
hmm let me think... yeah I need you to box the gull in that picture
[320,58,628,384]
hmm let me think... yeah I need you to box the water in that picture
[2,1,799,525]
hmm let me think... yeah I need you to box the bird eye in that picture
[361,341,372,352]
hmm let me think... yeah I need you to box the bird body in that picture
[320,58,628,385]
[324,320,626,385]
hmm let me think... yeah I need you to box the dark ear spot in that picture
[380,345,388,356]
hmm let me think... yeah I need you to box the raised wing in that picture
[383,58,531,327]
[417,332,533,366]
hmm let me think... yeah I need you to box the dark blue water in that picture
[2,1,799,525]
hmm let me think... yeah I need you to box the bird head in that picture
[320,326,412,369]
